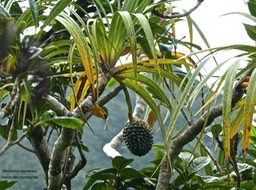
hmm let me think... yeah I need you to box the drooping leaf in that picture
[230,104,245,138]
[89,103,108,119]
[133,13,157,62]
[93,0,112,19]
[91,18,111,65]
[188,56,228,105]
[112,59,186,87]
[56,12,96,98]
[41,0,72,29]
[237,154,256,168]
[5,0,15,12]
[105,78,119,89]
[214,44,256,56]
[186,14,193,51]
[191,19,211,49]
[0,126,8,140]
[0,180,16,190]
[223,12,256,24]
[75,140,89,152]
[165,60,207,144]
[243,69,256,152]
[250,126,256,144]
[117,11,137,76]
[70,75,90,111]
[134,0,152,13]
[116,72,172,111]
[108,12,128,67]
[222,62,239,159]
[121,0,139,12]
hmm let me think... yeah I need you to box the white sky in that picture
[174,0,253,48]
[171,0,255,85]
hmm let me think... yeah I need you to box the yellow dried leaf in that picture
[243,70,256,152]
[146,110,156,129]
[89,104,107,119]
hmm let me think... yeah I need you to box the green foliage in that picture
[1,0,256,189]
[28,0,38,27]
[0,4,11,18]
[222,63,240,159]
[84,156,153,190]
[0,180,16,190]
[41,0,72,30]
[248,0,256,17]
[39,116,84,133]
[243,23,256,41]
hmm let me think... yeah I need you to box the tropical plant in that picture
[1,0,256,190]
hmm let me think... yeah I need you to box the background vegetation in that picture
[1,0,256,190]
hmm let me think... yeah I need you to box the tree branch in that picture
[46,95,94,190]
[103,130,124,159]
[156,154,171,190]
[28,126,51,178]
[169,73,246,164]
[197,137,224,175]
[153,0,204,19]
[46,72,112,190]
[48,128,75,190]
[156,69,251,190]
[66,133,87,180]
[0,132,27,156]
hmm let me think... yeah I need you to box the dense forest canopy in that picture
[1,0,256,190]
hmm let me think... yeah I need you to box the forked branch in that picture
[153,0,204,19]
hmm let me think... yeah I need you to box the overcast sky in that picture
[174,0,253,48]
[170,0,255,84]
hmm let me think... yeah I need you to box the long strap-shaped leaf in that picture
[41,0,72,29]
[91,18,111,65]
[28,0,38,27]
[121,0,139,12]
[230,103,245,138]
[243,68,256,152]
[56,12,96,98]
[188,56,230,105]
[133,13,157,62]
[165,61,207,144]
[222,62,240,160]
[116,72,173,112]
[117,11,137,73]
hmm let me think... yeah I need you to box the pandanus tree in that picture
[1,0,256,189]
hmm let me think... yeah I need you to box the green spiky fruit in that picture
[123,119,153,156]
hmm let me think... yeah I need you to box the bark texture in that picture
[156,70,251,189]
